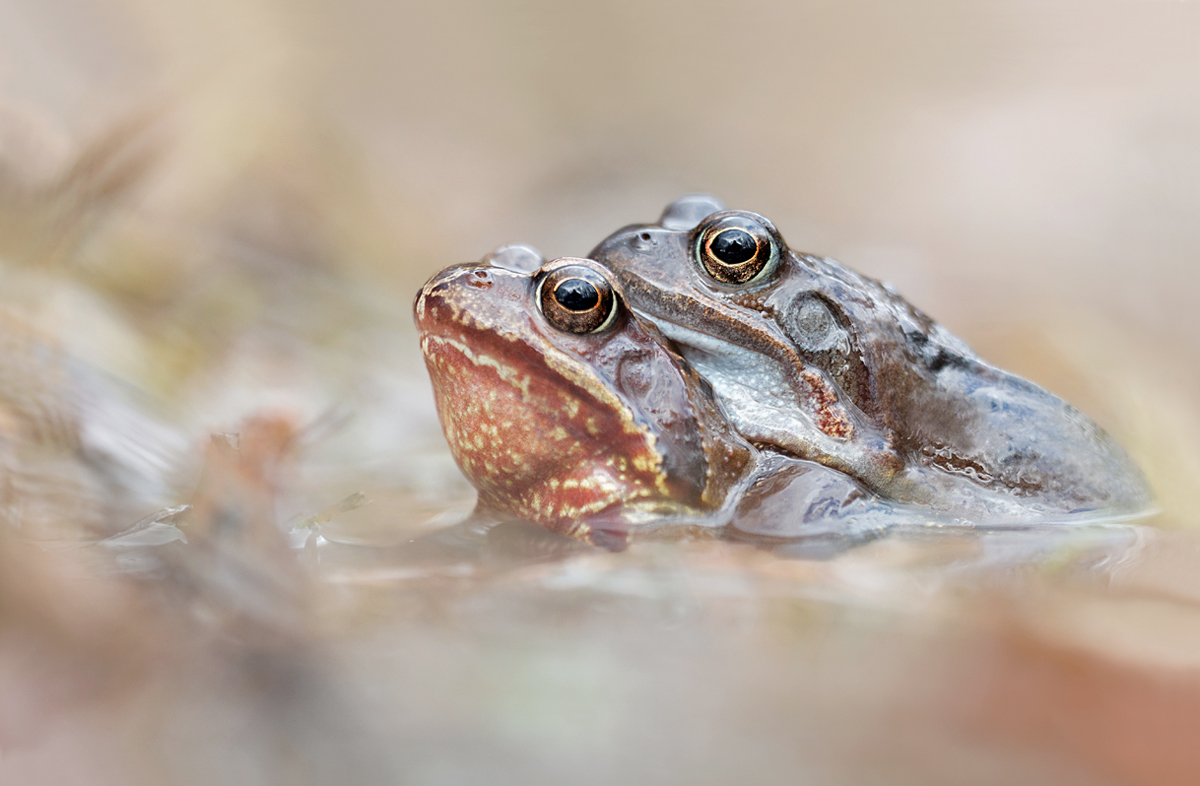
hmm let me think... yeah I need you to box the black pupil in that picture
[555,278,600,311]
[710,229,758,265]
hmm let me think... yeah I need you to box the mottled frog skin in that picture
[415,247,914,548]
[588,195,1152,523]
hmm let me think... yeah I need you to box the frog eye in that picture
[694,214,778,285]
[538,264,618,334]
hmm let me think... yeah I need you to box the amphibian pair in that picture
[415,196,1150,549]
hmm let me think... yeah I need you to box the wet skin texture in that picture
[415,252,912,549]
[588,195,1152,523]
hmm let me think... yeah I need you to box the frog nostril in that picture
[631,231,657,251]
[468,270,492,289]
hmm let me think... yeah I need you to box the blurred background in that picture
[1,1,1199,784]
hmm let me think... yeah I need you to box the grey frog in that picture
[585,195,1152,525]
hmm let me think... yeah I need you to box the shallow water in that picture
[12,519,1200,786]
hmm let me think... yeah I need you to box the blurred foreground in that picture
[2,1,1200,784]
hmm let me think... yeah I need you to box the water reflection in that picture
[310,514,1151,577]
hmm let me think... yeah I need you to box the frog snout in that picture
[415,266,491,320]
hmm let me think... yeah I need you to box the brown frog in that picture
[414,247,914,549]
[587,195,1153,523]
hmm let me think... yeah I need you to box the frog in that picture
[414,246,919,549]
[585,194,1152,524]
